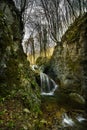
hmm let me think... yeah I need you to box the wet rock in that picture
[69,93,85,104]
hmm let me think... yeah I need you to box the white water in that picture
[40,72,58,96]
[30,65,58,95]
[62,113,87,128]
[76,116,86,122]
[31,64,38,71]
[62,113,74,127]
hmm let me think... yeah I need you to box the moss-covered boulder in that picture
[69,93,85,105]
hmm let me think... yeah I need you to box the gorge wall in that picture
[0,0,40,106]
[49,13,87,97]
[0,1,41,129]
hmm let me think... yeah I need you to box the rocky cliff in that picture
[0,0,41,129]
[49,13,87,97]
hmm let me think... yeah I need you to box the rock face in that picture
[0,0,41,129]
[0,0,40,111]
[49,13,87,96]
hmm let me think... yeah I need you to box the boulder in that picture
[69,93,85,105]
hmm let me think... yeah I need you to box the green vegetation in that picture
[62,13,87,43]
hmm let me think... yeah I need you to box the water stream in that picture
[31,65,87,130]
[40,72,58,96]
[31,64,58,95]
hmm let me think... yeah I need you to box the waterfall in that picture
[40,72,58,96]
[31,65,58,95]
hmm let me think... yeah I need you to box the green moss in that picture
[36,56,50,73]
[62,13,87,43]
[0,1,42,129]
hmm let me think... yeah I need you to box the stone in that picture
[23,108,30,114]
[69,93,85,104]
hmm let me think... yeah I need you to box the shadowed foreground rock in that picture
[0,0,41,129]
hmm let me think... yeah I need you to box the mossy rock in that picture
[69,93,85,105]
[62,13,87,43]
[36,56,50,73]
[0,0,41,112]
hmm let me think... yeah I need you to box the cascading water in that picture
[40,72,58,96]
[30,65,87,129]
[31,65,58,95]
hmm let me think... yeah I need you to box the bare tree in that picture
[40,0,87,44]
[25,35,35,59]
[13,0,87,55]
